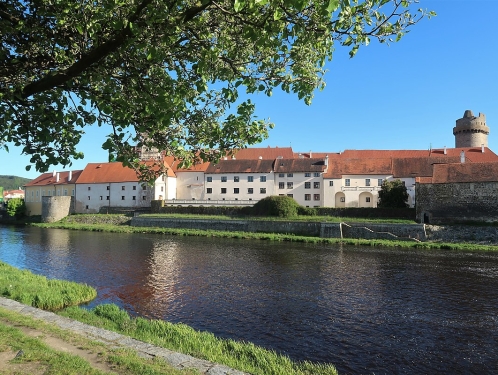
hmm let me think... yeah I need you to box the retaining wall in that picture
[132,217,425,241]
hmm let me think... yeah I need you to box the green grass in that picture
[0,261,97,311]
[60,304,338,375]
[0,307,198,375]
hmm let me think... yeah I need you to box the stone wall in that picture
[41,196,73,223]
[426,225,498,244]
[132,217,322,236]
[132,217,425,241]
[416,182,498,224]
[340,223,426,241]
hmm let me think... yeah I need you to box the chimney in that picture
[482,143,485,153]
[325,155,329,166]
[52,170,56,177]
[56,173,60,182]
[259,156,262,160]
[309,150,312,158]
[460,151,465,163]
[231,155,236,160]
[68,170,72,181]
[444,146,446,155]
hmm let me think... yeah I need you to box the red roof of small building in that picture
[429,162,498,183]
[25,170,82,187]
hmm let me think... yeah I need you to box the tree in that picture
[377,179,409,208]
[0,0,434,180]
[6,198,26,218]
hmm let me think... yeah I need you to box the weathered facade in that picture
[416,162,498,224]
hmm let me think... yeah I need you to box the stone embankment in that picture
[132,217,427,242]
[426,225,498,244]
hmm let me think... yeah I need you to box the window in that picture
[305,194,311,201]
[221,176,227,182]
[248,188,253,194]
[121,196,125,200]
[340,197,345,202]
[133,185,137,190]
[142,185,147,190]
[160,186,164,192]
[107,186,110,190]
[345,179,350,186]
[72,189,75,196]
[142,196,147,200]
[106,196,109,200]
[278,173,285,178]
[305,173,311,177]
[234,176,239,182]
[279,182,285,189]
[314,172,321,177]
[234,188,239,194]
[207,188,212,194]
[260,176,267,182]
[365,179,371,186]
[122,186,125,190]
[133,196,136,200]
[287,194,293,198]
[88,196,91,200]
[378,179,383,186]
[402,181,406,186]
[85,205,89,209]
[260,187,266,194]
[221,188,227,194]
[314,182,320,189]
[207,176,212,182]
[287,182,293,189]
[314,194,320,201]
[88,186,91,191]
[305,182,311,189]
[161,175,165,182]
[100,196,103,200]
[42,190,45,196]
[248,176,253,182]
[287,173,293,177]
[329,181,334,187]
[36,191,39,196]
[366,197,371,203]
[64,189,67,196]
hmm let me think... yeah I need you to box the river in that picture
[1,225,497,374]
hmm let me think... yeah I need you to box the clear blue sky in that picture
[2,0,497,180]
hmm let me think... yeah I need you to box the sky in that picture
[2,0,498,180]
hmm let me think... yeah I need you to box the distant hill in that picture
[0,175,32,190]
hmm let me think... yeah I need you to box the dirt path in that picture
[0,318,119,374]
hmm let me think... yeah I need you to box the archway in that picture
[359,192,374,208]
[335,192,346,208]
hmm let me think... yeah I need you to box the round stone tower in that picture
[453,110,489,148]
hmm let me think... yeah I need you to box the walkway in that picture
[0,297,247,375]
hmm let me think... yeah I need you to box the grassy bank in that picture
[0,308,198,375]
[0,261,96,310]
[34,219,498,252]
[0,262,338,375]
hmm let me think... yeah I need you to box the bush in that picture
[251,196,301,218]
[6,198,26,218]
[297,206,318,216]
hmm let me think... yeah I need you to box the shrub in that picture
[6,198,26,218]
[251,196,301,218]
[297,206,318,216]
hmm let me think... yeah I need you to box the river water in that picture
[1,225,497,374]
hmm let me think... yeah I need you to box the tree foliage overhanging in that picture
[0,0,435,180]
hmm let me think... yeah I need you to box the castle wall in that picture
[41,196,73,223]
[416,182,498,224]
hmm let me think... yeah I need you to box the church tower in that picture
[453,110,489,148]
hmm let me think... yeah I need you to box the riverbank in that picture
[0,261,338,375]
[31,214,498,251]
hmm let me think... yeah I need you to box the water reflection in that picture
[0,225,497,374]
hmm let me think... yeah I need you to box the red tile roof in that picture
[274,158,327,173]
[429,162,498,183]
[76,163,142,183]
[233,147,295,160]
[163,156,211,173]
[206,159,274,174]
[323,158,393,178]
[25,170,82,187]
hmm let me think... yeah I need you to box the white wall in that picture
[274,172,324,207]
[204,172,275,201]
[175,172,205,200]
